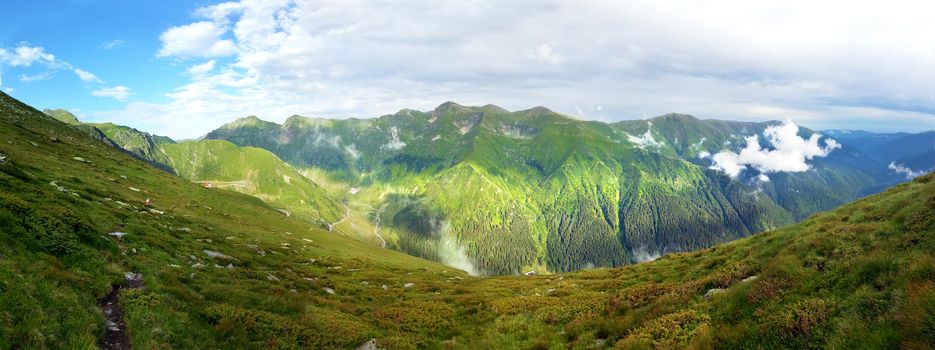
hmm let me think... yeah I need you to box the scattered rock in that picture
[361,281,369,285]
[524,271,537,276]
[114,201,129,207]
[382,285,388,290]
[404,283,415,288]
[742,275,759,283]
[29,141,37,147]
[203,249,233,260]
[128,187,140,192]
[191,263,207,269]
[124,272,144,289]
[72,156,88,162]
[49,181,67,192]
[267,274,280,281]
[356,339,379,350]
[175,227,192,232]
[302,238,313,243]
[323,287,336,295]
[226,263,234,270]
[149,209,164,215]
[119,175,128,179]
[0,152,6,163]
[108,232,129,239]
[704,288,727,299]
[546,288,556,295]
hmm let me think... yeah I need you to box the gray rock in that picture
[108,231,129,239]
[356,339,379,350]
[404,283,415,288]
[742,275,759,283]
[704,288,726,299]
[203,249,233,260]
[323,287,335,295]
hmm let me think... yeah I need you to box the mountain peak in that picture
[220,115,276,130]
[44,108,81,125]
[515,106,556,117]
[434,101,470,114]
[651,113,700,123]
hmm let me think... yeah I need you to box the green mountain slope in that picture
[207,103,881,274]
[42,109,345,230]
[44,109,176,173]
[159,139,344,226]
[1,91,932,348]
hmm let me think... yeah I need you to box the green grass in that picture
[1,92,933,348]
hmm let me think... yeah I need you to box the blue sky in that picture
[1,0,934,139]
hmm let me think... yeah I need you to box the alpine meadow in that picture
[0,1,933,349]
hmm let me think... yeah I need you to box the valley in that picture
[44,102,934,276]
[0,91,932,348]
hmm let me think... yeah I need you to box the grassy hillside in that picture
[207,103,885,274]
[1,91,933,348]
[159,139,344,226]
[44,109,176,173]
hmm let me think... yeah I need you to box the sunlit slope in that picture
[209,103,841,274]
[1,91,932,349]
[159,139,345,226]
[0,91,463,349]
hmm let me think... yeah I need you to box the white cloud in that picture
[525,43,563,65]
[625,122,664,149]
[0,44,56,67]
[91,0,935,138]
[1,43,105,88]
[92,86,132,101]
[102,39,125,49]
[708,121,840,178]
[888,162,926,180]
[187,60,217,76]
[381,126,406,151]
[158,21,237,58]
[19,72,53,82]
[73,68,102,82]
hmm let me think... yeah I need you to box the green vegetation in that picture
[1,92,932,348]
[160,139,344,226]
[207,102,884,274]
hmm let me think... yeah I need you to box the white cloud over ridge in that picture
[625,122,664,149]
[706,121,840,178]
[888,162,926,180]
[92,0,935,138]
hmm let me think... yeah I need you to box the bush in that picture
[897,281,935,349]
[614,310,711,349]
[373,300,456,333]
[756,298,835,339]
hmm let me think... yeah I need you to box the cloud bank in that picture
[79,0,935,138]
[706,121,840,178]
[888,162,926,180]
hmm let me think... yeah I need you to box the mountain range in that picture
[1,90,932,348]
[44,102,934,275]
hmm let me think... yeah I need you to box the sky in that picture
[1,0,934,139]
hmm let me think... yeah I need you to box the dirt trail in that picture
[99,273,144,350]
[372,204,387,248]
[327,204,351,231]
